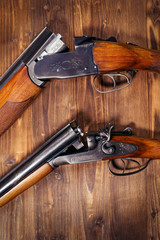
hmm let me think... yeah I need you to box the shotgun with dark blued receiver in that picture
[1,120,160,207]
[0,27,160,135]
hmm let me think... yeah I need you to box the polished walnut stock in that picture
[1,135,160,207]
[93,42,160,73]
[0,66,41,135]
[110,135,160,159]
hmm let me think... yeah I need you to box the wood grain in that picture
[93,42,160,73]
[0,0,160,240]
[146,0,160,239]
[0,163,53,207]
[0,66,42,135]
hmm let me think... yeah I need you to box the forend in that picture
[0,28,68,136]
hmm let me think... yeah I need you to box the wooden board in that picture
[0,0,160,239]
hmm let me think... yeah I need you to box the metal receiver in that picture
[32,35,137,93]
[50,124,138,167]
[51,124,154,176]
[0,27,68,89]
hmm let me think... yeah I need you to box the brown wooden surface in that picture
[0,163,53,207]
[93,42,160,73]
[0,66,42,135]
[0,0,160,239]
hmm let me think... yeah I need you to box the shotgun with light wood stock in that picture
[0,28,160,136]
[1,120,160,207]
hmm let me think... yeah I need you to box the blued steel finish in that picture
[51,137,138,167]
[32,35,117,81]
[0,27,67,89]
[0,28,52,89]
[74,36,117,46]
[33,43,98,79]
[0,123,138,197]
[0,121,81,197]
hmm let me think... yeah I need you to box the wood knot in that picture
[151,209,157,219]
[43,4,49,11]
[95,217,104,228]
[54,172,62,181]
[4,158,16,167]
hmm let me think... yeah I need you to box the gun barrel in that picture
[0,121,80,197]
[0,27,52,90]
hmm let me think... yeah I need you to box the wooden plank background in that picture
[0,0,160,239]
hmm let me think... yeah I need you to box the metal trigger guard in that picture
[108,158,154,176]
[93,70,137,93]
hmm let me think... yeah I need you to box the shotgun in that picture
[0,27,160,135]
[0,120,160,207]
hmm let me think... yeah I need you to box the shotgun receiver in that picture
[1,120,160,207]
[0,27,160,135]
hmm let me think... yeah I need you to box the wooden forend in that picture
[0,163,53,207]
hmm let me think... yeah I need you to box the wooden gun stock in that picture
[110,135,160,159]
[1,134,160,207]
[93,42,160,73]
[0,66,41,135]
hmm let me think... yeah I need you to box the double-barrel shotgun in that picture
[0,27,160,135]
[1,120,160,207]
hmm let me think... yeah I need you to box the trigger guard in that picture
[93,70,136,94]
